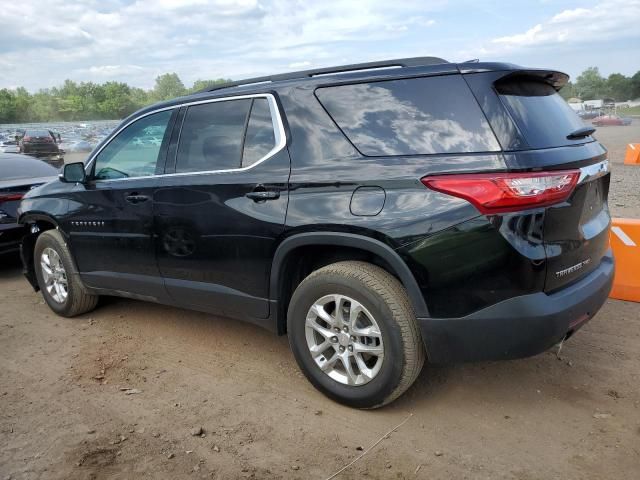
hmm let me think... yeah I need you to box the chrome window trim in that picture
[85,93,286,182]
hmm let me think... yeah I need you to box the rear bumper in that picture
[419,250,614,364]
[24,145,60,156]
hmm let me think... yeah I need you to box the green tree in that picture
[13,87,32,122]
[559,81,577,100]
[0,73,254,122]
[55,80,83,120]
[605,73,632,101]
[630,71,640,100]
[189,78,231,93]
[98,82,136,119]
[574,67,606,100]
[129,87,150,110]
[0,89,17,123]
[30,90,59,121]
[77,82,105,119]
[151,73,185,101]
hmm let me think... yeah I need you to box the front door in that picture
[154,95,289,320]
[64,109,176,300]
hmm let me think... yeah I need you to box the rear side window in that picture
[495,78,591,149]
[242,98,276,167]
[175,99,252,173]
[315,75,500,156]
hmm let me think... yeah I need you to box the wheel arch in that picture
[270,232,429,334]
[18,214,63,292]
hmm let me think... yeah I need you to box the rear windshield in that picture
[495,78,592,149]
[315,75,500,156]
[26,130,51,137]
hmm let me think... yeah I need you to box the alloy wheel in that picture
[40,247,68,303]
[305,294,384,386]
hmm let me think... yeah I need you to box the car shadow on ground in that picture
[0,254,23,278]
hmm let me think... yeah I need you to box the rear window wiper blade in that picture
[567,126,596,140]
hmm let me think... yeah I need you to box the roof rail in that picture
[204,56,449,92]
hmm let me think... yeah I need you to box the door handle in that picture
[125,193,150,204]
[246,190,280,202]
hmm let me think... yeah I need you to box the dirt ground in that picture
[2,122,640,480]
[596,120,640,219]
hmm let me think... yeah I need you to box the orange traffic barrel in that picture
[624,143,640,165]
[610,218,640,302]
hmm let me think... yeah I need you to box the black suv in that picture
[18,57,614,408]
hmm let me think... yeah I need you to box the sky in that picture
[1,0,639,91]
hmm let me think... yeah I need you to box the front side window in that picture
[94,110,173,180]
[175,99,252,173]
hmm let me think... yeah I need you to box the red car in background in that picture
[592,115,632,126]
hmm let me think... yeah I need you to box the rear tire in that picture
[34,229,98,317]
[287,261,425,408]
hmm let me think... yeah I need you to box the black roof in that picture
[202,56,450,93]
[127,57,567,122]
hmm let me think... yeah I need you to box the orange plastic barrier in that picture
[609,218,640,302]
[624,143,640,165]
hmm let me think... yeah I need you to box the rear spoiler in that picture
[492,69,570,92]
[458,63,570,91]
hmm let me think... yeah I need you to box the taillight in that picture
[0,193,24,202]
[421,170,580,214]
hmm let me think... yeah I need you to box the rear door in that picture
[468,72,611,291]
[154,94,289,320]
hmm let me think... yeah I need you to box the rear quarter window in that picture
[315,75,500,156]
[242,98,276,167]
[495,78,592,149]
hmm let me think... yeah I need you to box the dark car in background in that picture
[17,57,613,408]
[17,129,65,165]
[0,153,58,256]
[578,110,600,120]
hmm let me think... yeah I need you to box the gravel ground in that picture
[1,258,638,480]
[1,121,639,480]
[593,119,640,218]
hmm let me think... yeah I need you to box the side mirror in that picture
[60,162,86,183]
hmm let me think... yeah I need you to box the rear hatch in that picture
[542,165,610,291]
[489,72,611,291]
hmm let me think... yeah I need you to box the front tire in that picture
[287,261,425,408]
[34,229,98,317]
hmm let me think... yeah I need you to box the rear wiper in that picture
[567,126,596,140]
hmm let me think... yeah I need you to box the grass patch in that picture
[619,106,640,116]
